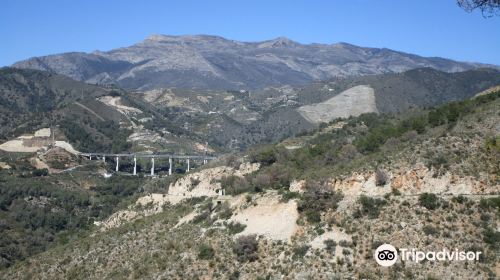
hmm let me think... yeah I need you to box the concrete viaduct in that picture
[79,153,216,176]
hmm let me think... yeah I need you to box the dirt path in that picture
[98,96,143,114]
[74,102,105,121]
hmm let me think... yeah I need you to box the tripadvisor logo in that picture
[374,244,398,267]
[374,244,482,267]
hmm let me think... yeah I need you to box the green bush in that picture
[485,137,500,152]
[297,181,343,223]
[249,146,278,166]
[375,168,388,186]
[356,195,386,219]
[483,228,500,248]
[304,210,321,224]
[324,239,336,253]
[280,190,300,201]
[293,245,310,259]
[451,195,468,204]
[220,175,252,195]
[50,160,67,169]
[419,193,440,210]
[32,168,49,177]
[479,197,500,212]
[198,244,215,260]
[217,202,233,220]
[233,235,259,262]
[426,154,450,171]
[226,222,246,235]
[422,225,439,236]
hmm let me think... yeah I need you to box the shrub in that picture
[383,137,400,149]
[419,193,440,210]
[280,190,300,201]
[338,144,359,161]
[428,110,446,127]
[375,168,388,186]
[401,130,418,142]
[251,173,271,190]
[220,175,252,195]
[422,225,439,236]
[354,118,407,153]
[304,210,321,224]
[483,228,500,248]
[265,163,294,189]
[391,188,401,196]
[372,240,384,249]
[198,244,215,260]
[233,235,259,262]
[217,202,233,220]
[480,213,490,222]
[485,137,500,152]
[227,222,246,235]
[189,178,201,189]
[357,195,386,219]
[479,197,500,212]
[324,239,336,252]
[293,245,310,259]
[410,116,427,134]
[249,146,278,166]
[426,154,450,171]
[297,181,343,223]
[192,210,211,224]
[32,168,48,177]
[451,195,468,204]
[338,240,351,247]
[48,160,65,170]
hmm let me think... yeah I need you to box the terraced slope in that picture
[297,85,378,124]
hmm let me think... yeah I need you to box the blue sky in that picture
[1,0,499,66]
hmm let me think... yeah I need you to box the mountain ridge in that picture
[12,34,498,90]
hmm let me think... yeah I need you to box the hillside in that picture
[12,34,497,90]
[0,68,212,155]
[140,67,500,150]
[1,67,499,156]
[0,67,111,139]
[1,90,498,279]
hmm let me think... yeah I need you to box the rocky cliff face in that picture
[12,34,495,90]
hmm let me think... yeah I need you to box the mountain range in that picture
[12,34,498,90]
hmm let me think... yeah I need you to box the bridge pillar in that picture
[151,158,155,176]
[89,155,92,160]
[187,158,190,172]
[133,157,137,176]
[169,157,172,175]
[115,157,119,172]
[103,156,106,163]
[203,158,207,165]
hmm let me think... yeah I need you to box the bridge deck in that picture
[79,153,216,160]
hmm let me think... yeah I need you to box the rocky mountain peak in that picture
[12,34,497,90]
[258,36,299,48]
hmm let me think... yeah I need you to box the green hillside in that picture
[1,90,498,279]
